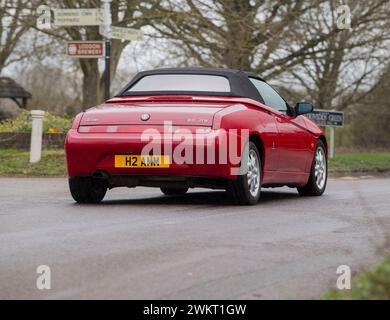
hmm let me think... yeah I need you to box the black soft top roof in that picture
[116,67,266,103]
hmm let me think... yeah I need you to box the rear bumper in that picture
[65,129,238,181]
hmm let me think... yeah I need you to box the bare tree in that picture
[144,1,333,73]
[145,0,390,110]
[3,0,389,112]
[0,0,43,73]
[281,0,390,109]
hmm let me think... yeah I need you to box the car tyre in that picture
[160,187,189,195]
[297,140,327,196]
[69,177,107,203]
[228,141,261,205]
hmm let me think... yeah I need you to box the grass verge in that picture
[322,256,390,300]
[328,152,390,176]
[0,149,66,176]
[0,150,389,177]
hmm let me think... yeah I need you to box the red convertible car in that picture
[65,68,327,205]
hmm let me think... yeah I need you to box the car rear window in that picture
[127,74,231,92]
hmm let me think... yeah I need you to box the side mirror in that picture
[294,102,313,116]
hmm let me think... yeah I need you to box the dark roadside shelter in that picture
[0,77,31,108]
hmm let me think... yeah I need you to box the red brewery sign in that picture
[66,41,105,58]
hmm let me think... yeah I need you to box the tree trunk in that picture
[80,59,100,110]
[221,0,254,70]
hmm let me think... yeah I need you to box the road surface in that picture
[0,177,389,299]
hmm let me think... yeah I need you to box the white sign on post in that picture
[108,26,143,41]
[305,109,345,159]
[53,8,103,26]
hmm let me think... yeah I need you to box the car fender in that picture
[212,103,277,173]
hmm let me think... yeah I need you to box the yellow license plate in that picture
[115,155,170,168]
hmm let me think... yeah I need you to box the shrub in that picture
[323,256,390,300]
[0,110,72,133]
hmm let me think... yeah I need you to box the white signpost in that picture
[51,3,143,100]
[52,4,143,101]
[305,109,345,159]
[34,3,143,162]
[53,8,103,26]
